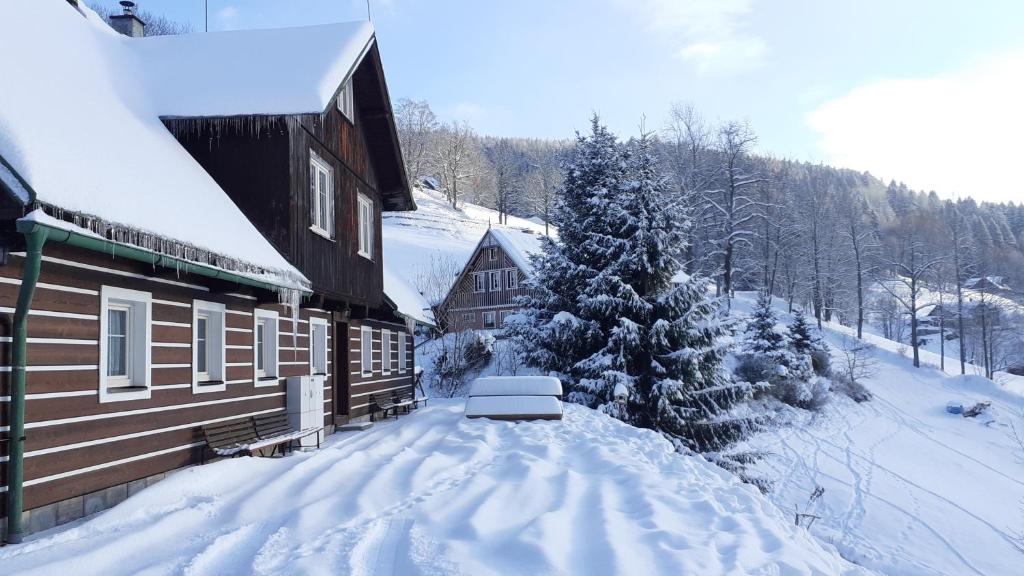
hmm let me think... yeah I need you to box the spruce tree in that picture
[514,122,755,451]
[742,291,788,366]
[788,309,819,355]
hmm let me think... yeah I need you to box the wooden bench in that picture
[369,392,399,422]
[201,413,322,463]
[369,388,427,421]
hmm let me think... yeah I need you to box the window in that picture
[381,329,392,375]
[193,300,226,393]
[360,326,373,375]
[309,151,334,238]
[336,77,355,122]
[489,270,501,291]
[358,192,374,259]
[398,332,408,373]
[500,310,511,325]
[254,309,279,385]
[488,247,498,261]
[482,311,497,329]
[310,317,328,376]
[100,286,151,403]
[505,269,518,289]
[473,273,485,293]
[462,312,475,325]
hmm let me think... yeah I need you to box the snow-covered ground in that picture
[0,401,866,576]
[732,292,1024,576]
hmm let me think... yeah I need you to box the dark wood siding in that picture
[0,243,335,515]
[440,240,535,331]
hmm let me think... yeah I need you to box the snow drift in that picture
[0,401,867,575]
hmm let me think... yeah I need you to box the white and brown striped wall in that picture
[0,243,346,525]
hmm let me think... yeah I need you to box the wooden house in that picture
[0,1,416,542]
[437,228,544,331]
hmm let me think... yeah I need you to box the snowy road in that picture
[2,401,865,576]
[746,324,1024,576]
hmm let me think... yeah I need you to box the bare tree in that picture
[482,138,528,225]
[526,143,563,236]
[878,235,945,368]
[394,98,438,187]
[944,202,975,374]
[836,188,880,338]
[432,122,480,209]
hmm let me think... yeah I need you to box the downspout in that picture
[4,226,48,544]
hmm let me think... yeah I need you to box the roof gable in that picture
[0,1,306,288]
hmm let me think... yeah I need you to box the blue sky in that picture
[97,1,1024,203]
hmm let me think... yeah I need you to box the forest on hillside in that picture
[396,100,1024,376]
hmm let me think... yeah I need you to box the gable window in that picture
[254,309,279,385]
[193,300,226,393]
[381,329,392,375]
[336,77,355,122]
[505,269,518,289]
[488,270,501,291]
[360,325,373,376]
[482,311,497,329]
[358,192,374,259]
[100,286,152,403]
[488,247,498,261]
[398,332,408,373]
[310,317,329,376]
[473,273,486,293]
[310,151,334,239]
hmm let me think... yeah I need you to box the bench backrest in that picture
[203,417,258,449]
[253,412,292,438]
[394,387,413,401]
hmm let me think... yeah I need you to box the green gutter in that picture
[4,227,46,544]
[16,219,311,296]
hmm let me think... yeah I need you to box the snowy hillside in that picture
[730,292,1024,576]
[383,188,548,302]
[0,402,866,575]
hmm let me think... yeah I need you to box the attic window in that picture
[488,247,498,261]
[337,78,355,123]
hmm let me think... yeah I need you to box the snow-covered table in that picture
[465,376,563,420]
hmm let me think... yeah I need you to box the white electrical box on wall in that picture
[287,375,325,449]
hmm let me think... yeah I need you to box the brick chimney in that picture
[109,1,145,38]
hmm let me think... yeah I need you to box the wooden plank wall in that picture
[343,319,414,420]
[440,241,533,330]
[0,244,333,514]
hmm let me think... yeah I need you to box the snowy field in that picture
[0,401,866,576]
[733,293,1024,576]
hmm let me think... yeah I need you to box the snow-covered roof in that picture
[0,1,307,289]
[382,264,435,327]
[487,227,545,277]
[137,22,374,118]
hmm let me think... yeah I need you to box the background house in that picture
[437,227,543,331]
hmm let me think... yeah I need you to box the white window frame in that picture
[310,316,329,376]
[310,151,335,239]
[253,308,280,386]
[398,331,408,373]
[462,312,475,325]
[488,247,498,261]
[506,269,518,289]
[192,300,226,394]
[473,273,486,293]
[488,270,501,291]
[99,286,152,403]
[358,192,374,259]
[336,77,355,122]
[360,325,373,376]
[482,311,497,329]
[381,329,392,375]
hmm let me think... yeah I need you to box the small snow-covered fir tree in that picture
[741,291,789,368]
[513,120,756,451]
[788,308,828,378]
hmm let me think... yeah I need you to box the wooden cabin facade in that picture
[164,41,417,426]
[438,229,543,331]
[1,2,416,542]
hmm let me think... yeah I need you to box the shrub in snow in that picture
[432,331,494,397]
[771,376,831,411]
[510,119,755,452]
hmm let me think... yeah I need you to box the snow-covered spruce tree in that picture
[788,308,829,376]
[741,291,789,368]
[512,120,755,451]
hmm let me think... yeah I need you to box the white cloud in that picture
[635,0,766,73]
[808,48,1024,203]
[216,6,239,28]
